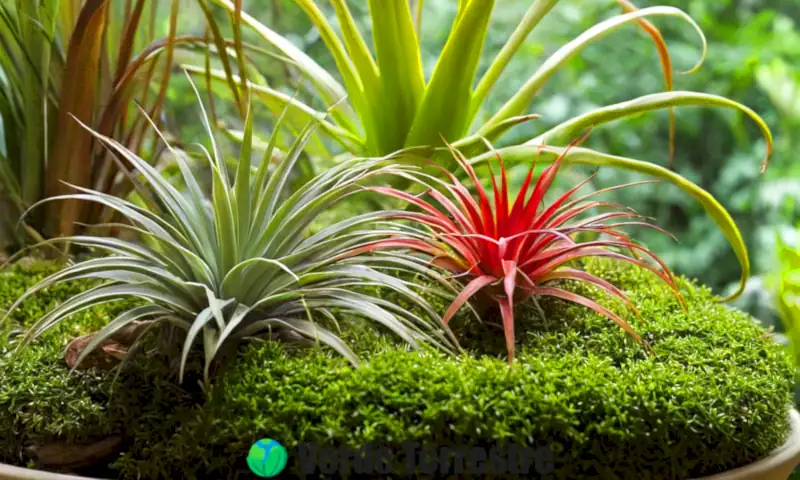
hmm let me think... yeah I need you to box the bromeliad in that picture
[361,135,685,363]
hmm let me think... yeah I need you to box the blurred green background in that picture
[160,0,800,330]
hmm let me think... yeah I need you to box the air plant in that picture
[1,94,460,385]
[359,135,685,363]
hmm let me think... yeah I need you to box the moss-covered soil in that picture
[0,259,793,479]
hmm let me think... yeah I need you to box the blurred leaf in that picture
[46,0,110,238]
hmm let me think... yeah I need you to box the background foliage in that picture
[0,0,191,246]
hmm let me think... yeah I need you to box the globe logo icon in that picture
[247,438,288,478]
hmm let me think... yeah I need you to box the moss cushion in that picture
[0,259,793,479]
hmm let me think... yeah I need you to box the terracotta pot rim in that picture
[692,408,800,480]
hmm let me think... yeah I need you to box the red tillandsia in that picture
[359,133,686,363]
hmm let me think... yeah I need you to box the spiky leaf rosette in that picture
[360,137,685,363]
[1,100,460,385]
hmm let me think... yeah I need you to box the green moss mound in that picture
[0,261,200,474]
[0,259,794,479]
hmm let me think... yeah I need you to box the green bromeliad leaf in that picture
[527,91,772,173]
[404,0,494,148]
[482,6,706,129]
[369,0,426,153]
